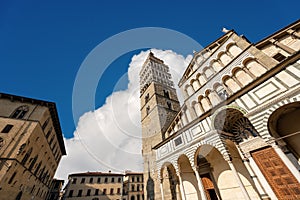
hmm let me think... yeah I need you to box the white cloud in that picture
[55,49,192,182]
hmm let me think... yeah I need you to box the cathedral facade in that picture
[140,20,300,200]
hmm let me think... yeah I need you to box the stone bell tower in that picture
[140,52,180,199]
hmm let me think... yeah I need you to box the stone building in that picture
[48,179,65,200]
[123,172,144,200]
[140,20,300,200]
[63,171,124,200]
[0,93,66,200]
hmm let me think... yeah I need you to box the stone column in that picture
[193,167,208,200]
[272,144,300,182]
[181,111,188,126]
[227,160,251,200]
[160,179,165,200]
[178,173,186,200]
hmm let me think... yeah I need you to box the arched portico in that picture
[177,154,201,199]
[212,107,261,199]
[160,162,181,200]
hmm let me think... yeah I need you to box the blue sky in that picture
[1,0,299,139]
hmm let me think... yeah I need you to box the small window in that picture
[137,185,140,191]
[174,137,182,146]
[89,177,93,183]
[163,90,170,98]
[273,53,286,62]
[11,106,29,119]
[95,189,99,195]
[103,189,107,195]
[167,102,172,109]
[78,190,82,197]
[146,106,150,115]
[117,188,120,194]
[69,190,73,197]
[72,178,77,184]
[118,177,121,183]
[104,177,108,183]
[145,93,150,103]
[97,177,101,183]
[132,177,134,182]
[80,178,85,184]
[137,177,140,182]
[110,188,114,194]
[1,124,13,133]
[111,177,114,182]
[87,189,91,196]
[132,185,135,191]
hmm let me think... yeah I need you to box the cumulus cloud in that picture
[55,49,192,181]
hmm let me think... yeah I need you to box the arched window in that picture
[200,97,211,112]
[223,77,241,93]
[191,79,200,91]
[245,59,267,77]
[215,84,228,100]
[192,101,203,116]
[208,91,220,106]
[11,105,29,119]
[235,69,253,86]
[219,52,232,65]
[204,67,214,79]
[131,196,135,200]
[212,60,222,72]
[227,44,242,57]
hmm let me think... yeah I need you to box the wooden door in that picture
[201,174,218,200]
[251,147,300,200]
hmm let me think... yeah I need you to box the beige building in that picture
[0,93,66,200]
[123,172,144,200]
[63,172,124,200]
[140,20,300,200]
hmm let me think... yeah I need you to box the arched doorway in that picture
[213,108,261,199]
[268,102,300,168]
[266,102,300,199]
[160,163,181,200]
[196,155,219,200]
[177,155,200,199]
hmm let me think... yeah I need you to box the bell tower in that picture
[140,52,180,199]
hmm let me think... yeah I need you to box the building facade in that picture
[63,172,124,200]
[123,172,144,200]
[140,20,300,200]
[48,179,65,200]
[0,93,66,200]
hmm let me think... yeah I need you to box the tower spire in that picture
[140,52,174,95]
